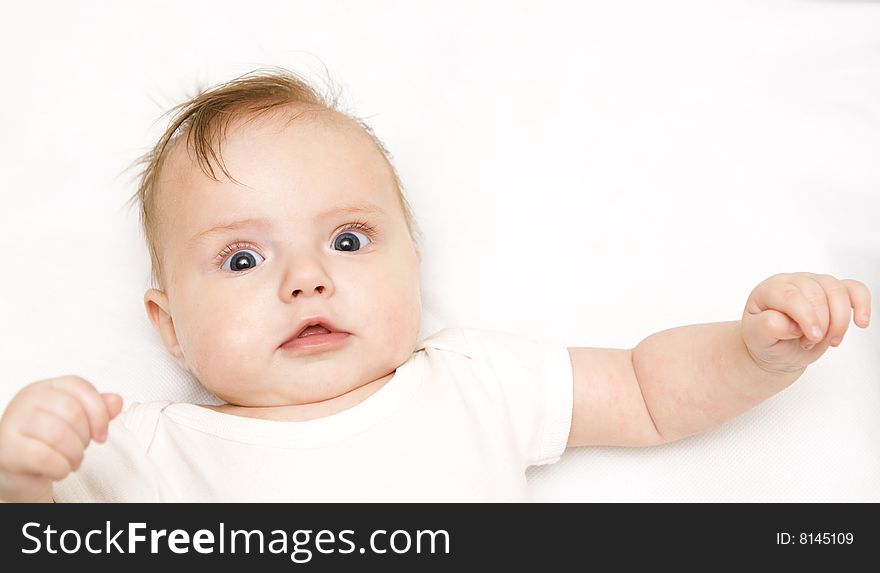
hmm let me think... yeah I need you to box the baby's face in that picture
[145,107,422,407]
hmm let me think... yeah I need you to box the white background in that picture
[1,0,878,501]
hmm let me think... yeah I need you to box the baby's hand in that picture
[742,273,871,375]
[0,376,123,502]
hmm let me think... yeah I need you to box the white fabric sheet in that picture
[1,0,877,501]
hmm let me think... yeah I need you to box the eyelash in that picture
[214,220,379,268]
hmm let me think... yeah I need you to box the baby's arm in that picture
[0,376,123,502]
[567,273,871,447]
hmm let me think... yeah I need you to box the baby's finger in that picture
[10,438,73,481]
[39,388,92,447]
[841,278,872,328]
[748,309,801,346]
[797,274,851,347]
[102,393,124,421]
[749,279,826,343]
[18,409,86,472]
[49,376,112,443]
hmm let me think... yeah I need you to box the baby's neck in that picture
[200,371,396,422]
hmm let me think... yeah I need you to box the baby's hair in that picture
[124,65,421,291]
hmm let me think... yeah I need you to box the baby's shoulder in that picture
[417,327,474,356]
[418,326,547,358]
[115,400,175,437]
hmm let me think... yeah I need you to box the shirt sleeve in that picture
[52,401,169,502]
[457,328,574,467]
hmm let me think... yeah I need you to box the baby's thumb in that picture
[101,393,124,419]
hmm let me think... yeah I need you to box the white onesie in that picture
[53,327,573,502]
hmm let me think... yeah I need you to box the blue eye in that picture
[333,229,371,252]
[221,247,265,272]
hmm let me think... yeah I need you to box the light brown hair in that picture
[125,66,421,290]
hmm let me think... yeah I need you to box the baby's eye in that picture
[221,248,265,272]
[333,229,371,252]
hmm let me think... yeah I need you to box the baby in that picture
[0,68,872,502]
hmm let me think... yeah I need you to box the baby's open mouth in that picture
[280,318,350,352]
[280,317,347,348]
[297,325,332,338]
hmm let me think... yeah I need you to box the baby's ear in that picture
[143,288,170,332]
[143,289,186,362]
[143,290,195,377]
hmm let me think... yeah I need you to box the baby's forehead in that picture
[165,106,373,176]
[161,115,393,204]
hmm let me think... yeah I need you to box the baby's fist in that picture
[0,376,123,502]
[741,272,871,375]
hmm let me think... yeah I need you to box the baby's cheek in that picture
[381,286,421,350]
[186,316,257,383]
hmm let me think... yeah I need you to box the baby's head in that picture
[128,68,423,407]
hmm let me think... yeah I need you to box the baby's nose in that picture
[291,284,326,297]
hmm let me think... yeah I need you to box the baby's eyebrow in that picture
[188,203,385,244]
[188,217,271,245]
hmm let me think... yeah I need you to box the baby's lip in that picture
[281,316,347,347]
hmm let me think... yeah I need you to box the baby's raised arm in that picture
[566,272,871,447]
[0,376,123,503]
